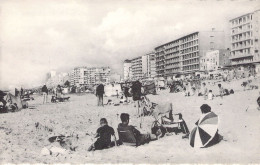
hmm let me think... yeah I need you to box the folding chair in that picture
[117,129,137,147]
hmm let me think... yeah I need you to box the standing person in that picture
[131,80,142,115]
[15,88,19,97]
[96,83,105,106]
[218,84,224,99]
[41,84,48,104]
[20,87,24,96]
[56,85,62,98]
[202,82,208,100]
[123,84,130,102]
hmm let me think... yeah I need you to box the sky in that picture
[0,0,259,89]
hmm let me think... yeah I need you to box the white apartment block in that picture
[142,52,156,78]
[155,30,225,78]
[200,49,230,71]
[69,67,111,86]
[229,9,260,73]
[123,60,132,80]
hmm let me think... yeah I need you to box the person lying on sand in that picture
[88,118,117,151]
[118,113,157,146]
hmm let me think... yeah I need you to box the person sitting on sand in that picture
[118,113,157,146]
[196,104,220,145]
[88,118,117,151]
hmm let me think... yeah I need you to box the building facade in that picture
[200,49,230,71]
[142,52,156,78]
[229,9,260,73]
[69,67,111,86]
[131,56,143,80]
[155,30,225,78]
[123,60,132,80]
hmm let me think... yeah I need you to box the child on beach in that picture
[88,118,117,151]
[202,82,208,100]
[208,90,213,100]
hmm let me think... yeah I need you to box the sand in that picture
[0,78,259,164]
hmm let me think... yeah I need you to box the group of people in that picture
[88,103,218,151]
[41,84,63,104]
[95,80,142,107]
[88,113,158,151]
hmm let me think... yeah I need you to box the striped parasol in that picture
[190,112,218,148]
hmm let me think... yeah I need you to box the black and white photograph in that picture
[0,0,260,164]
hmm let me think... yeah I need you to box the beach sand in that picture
[0,78,259,163]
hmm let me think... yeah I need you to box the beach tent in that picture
[104,84,122,97]
[5,93,23,111]
[189,112,219,148]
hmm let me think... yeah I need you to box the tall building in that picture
[123,60,132,80]
[142,52,156,78]
[200,49,230,71]
[229,9,260,73]
[155,30,225,78]
[131,56,143,80]
[123,53,156,80]
[69,67,110,86]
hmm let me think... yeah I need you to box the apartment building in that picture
[69,67,110,86]
[142,52,156,78]
[155,30,225,78]
[200,49,230,71]
[123,59,132,80]
[229,9,260,73]
[131,56,143,80]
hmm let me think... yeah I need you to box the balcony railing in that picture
[229,54,253,60]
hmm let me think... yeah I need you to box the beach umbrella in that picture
[189,112,218,148]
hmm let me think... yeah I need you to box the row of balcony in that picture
[231,28,252,35]
[231,44,252,51]
[229,54,253,60]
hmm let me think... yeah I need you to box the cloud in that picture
[0,0,259,89]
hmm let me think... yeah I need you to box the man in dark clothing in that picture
[96,83,104,106]
[15,88,19,97]
[88,118,116,151]
[42,84,48,104]
[123,84,130,102]
[20,87,24,96]
[118,113,157,146]
[131,80,142,101]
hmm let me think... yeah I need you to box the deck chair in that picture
[139,96,156,116]
[117,129,137,147]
